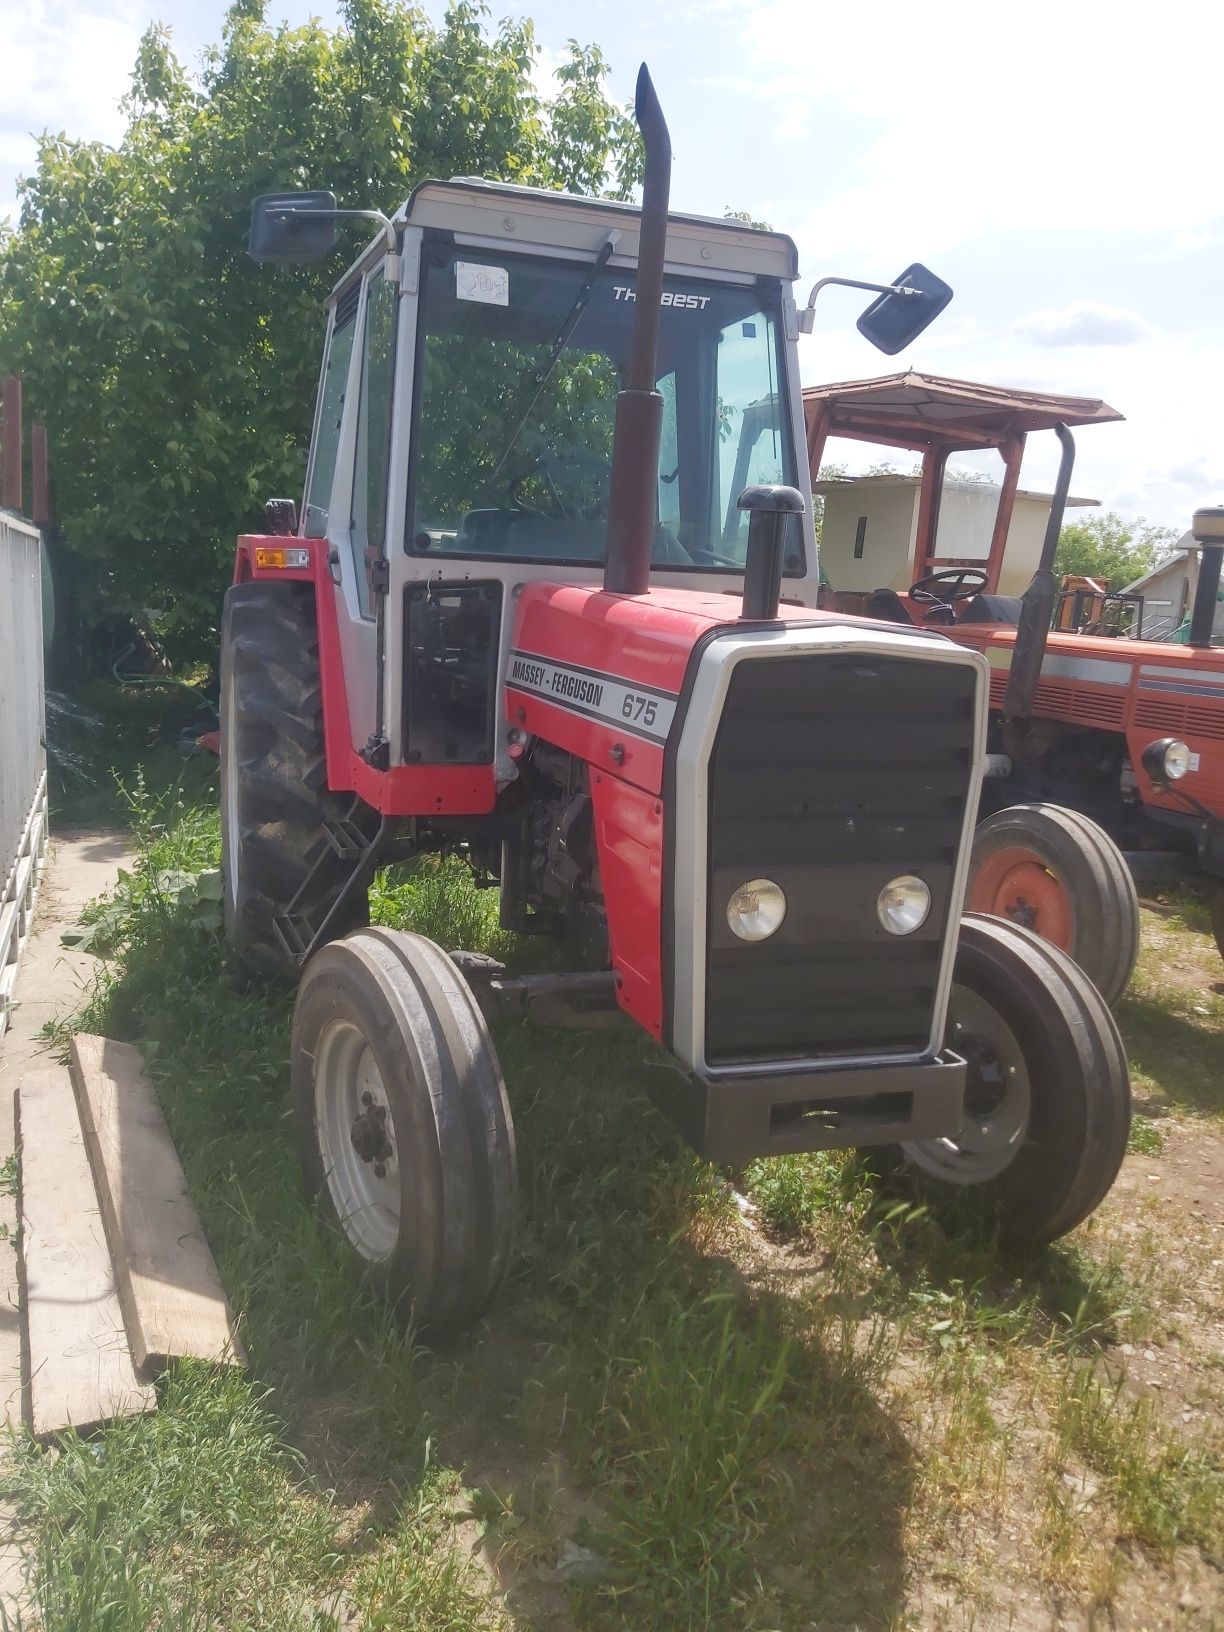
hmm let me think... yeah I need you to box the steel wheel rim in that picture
[315,1019,400,1262]
[969,845,1074,950]
[902,985,1031,1185]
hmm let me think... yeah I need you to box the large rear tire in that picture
[886,913,1131,1246]
[220,581,368,983]
[291,929,518,1339]
[968,803,1139,1006]
[1210,885,1224,964]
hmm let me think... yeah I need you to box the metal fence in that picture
[0,511,47,1038]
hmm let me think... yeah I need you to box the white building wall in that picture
[819,477,1063,596]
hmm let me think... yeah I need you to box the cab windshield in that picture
[407,244,801,574]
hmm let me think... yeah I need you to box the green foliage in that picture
[1054,510,1179,590]
[723,206,772,232]
[741,1151,851,1235]
[0,0,641,665]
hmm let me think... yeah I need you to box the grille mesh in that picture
[704,652,977,1065]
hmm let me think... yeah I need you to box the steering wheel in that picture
[909,567,990,605]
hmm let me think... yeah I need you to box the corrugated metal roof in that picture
[803,371,1123,436]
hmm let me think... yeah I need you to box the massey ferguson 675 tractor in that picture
[806,372,1224,980]
[222,70,1130,1337]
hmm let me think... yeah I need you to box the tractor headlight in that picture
[1141,737,1191,783]
[877,874,931,935]
[727,878,787,942]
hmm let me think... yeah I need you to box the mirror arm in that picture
[797,275,921,334]
[269,206,397,256]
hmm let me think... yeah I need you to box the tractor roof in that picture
[333,179,799,296]
[802,371,1124,450]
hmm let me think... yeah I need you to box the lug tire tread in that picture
[221,581,368,982]
[292,928,517,1338]
[899,913,1131,1245]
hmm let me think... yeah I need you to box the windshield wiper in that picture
[485,232,619,491]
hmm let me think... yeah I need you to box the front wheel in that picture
[968,803,1139,1007]
[886,913,1131,1246]
[291,928,518,1339]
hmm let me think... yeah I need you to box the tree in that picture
[1054,511,1179,589]
[0,0,641,665]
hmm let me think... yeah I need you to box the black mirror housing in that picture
[248,191,338,263]
[857,263,953,355]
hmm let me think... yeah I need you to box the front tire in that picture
[220,580,369,982]
[889,913,1131,1246]
[291,929,518,1339]
[968,803,1139,1006]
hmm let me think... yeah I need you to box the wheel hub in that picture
[960,1031,1010,1120]
[968,845,1073,951]
[314,1019,400,1262]
[901,985,1031,1185]
[350,1092,394,1173]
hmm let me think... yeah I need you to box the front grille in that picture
[704,651,977,1066]
[1134,694,1224,743]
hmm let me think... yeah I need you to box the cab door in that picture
[304,261,398,753]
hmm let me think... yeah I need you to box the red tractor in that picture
[222,72,1130,1337]
[806,371,1224,983]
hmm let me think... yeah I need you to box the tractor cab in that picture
[804,373,1122,629]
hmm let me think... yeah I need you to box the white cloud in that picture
[1010,301,1157,347]
[0,1,143,209]
[530,43,565,101]
[719,0,1224,262]
[1139,225,1224,263]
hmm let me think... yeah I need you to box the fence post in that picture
[1,378,22,513]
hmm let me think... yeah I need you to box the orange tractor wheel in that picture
[968,804,1139,1008]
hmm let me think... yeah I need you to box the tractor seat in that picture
[958,593,1023,624]
[865,587,914,625]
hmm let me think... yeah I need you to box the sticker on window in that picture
[456,262,508,306]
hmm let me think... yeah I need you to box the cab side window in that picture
[350,271,398,616]
[304,288,358,539]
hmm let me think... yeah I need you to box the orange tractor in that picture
[805,371,1224,979]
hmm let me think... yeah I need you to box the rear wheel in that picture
[968,803,1139,1006]
[886,913,1130,1245]
[220,581,368,982]
[1210,886,1224,964]
[291,929,518,1339]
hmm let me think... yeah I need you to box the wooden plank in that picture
[17,1067,156,1437]
[69,1036,245,1375]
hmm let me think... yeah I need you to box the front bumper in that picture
[650,1052,967,1164]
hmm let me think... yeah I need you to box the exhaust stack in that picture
[1003,423,1075,722]
[603,65,671,596]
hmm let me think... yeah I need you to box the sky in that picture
[3,0,1223,532]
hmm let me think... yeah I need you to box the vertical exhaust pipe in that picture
[1003,422,1074,722]
[1188,508,1224,648]
[603,65,671,596]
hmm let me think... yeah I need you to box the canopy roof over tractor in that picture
[803,371,1124,453]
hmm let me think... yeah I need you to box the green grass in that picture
[16,688,1224,1629]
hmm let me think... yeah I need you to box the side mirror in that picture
[248,191,338,263]
[263,498,299,535]
[856,263,953,355]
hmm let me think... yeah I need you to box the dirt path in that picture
[0,830,133,1618]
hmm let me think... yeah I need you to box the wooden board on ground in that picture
[69,1034,245,1376]
[18,1066,157,1437]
